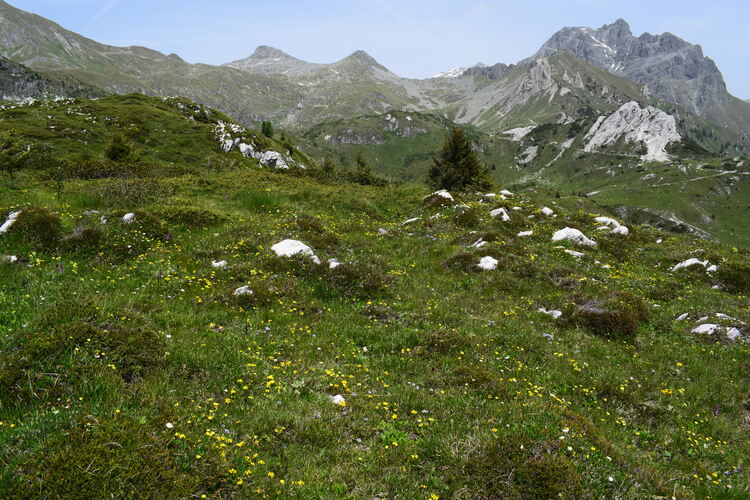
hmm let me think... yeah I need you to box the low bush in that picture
[565,291,650,339]
[11,207,62,250]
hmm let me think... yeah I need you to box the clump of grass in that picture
[155,205,226,227]
[11,207,62,250]
[468,439,584,499]
[715,261,750,293]
[565,291,650,339]
[60,225,106,254]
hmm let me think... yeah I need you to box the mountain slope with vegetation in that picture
[0,93,749,499]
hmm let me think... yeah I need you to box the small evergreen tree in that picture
[0,132,30,180]
[322,156,337,174]
[427,128,491,192]
[105,133,134,162]
[261,121,274,138]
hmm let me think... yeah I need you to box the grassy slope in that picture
[0,166,749,497]
[0,95,749,498]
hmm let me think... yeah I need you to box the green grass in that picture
[1,94,749,499]
[1,164,749,498]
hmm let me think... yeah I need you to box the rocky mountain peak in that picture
[251,45,291,59]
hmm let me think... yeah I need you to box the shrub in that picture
[104,133,136,162]
[12,207,62,249]
[468,440,584,499]
[715,261,750,293]
[89,179,174,206]
[155,205,226,227]
[566,291,649,339]
[60,226,106,254]
[323,259,394,299]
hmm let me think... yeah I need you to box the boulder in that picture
[552,227,597,247]
[271,239,321,264]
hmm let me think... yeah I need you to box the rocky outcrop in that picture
[583,101,681,162]
[522,19,750,140]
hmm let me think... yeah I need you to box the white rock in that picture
[656,238,663,244]
[258,151,289,169]
[727,328,742,341]
[470,239,487,249]
[329,259,342,269]
[212,260,228,269]
[692,324,723,335]
[425,190,453,201]
[706,265,718,273]
[477,256,499,271]
[552,228,597,247]
[538,308,563,320]
[402,217,421,226]
[675,313,690,321]
[271,239,321,264]
[671,258,710,272]
[517,230,534,238]
[330,394,346,406]
[482,193,497,200]
[564,249,585,258]
[541,207,554,216]
[122,213,136,224]
[583,101,681,162]
[2,255,17,264]
[378,228,388,236]
[0,211,21,234]
[503,126,536,141]
[234,286,254,296]
[594,216,629,236]
[165,422,174,429]
[500,190,514,197]
[490,208,510,222]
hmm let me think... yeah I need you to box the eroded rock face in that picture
[523,19,731,120]
[583,102,681,162]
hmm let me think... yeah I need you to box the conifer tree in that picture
[427,127,491,191]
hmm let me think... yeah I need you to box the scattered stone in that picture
[671,258,713,273]
[538,308,563,320]
[122,213,136,224]
[329,259,342,269]
[423,190,454,207]
[212,260,228,269]
[727,328,742,342]
[564,249,585,258]
[477,256,499,271]
[0,210,21,234]
[378,228,388,236]
[330,394,346,406]
[490,208,510,221]
[594,216,629,236]
[541,206,555,217]
[552,228,597,247]
[2,255,17,264]
[402,217,421,226]
[271,239,321,264]
[692,324,722,335]
[518,230,534,237]
[542,332,555,341]
[234,286,254,296]
[675,313,690,321]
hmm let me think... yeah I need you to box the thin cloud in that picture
[87,0,119,28]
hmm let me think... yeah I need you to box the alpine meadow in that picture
[0,1,749,499]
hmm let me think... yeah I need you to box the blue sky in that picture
[9,0,750,98]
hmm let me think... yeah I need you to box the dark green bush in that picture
[715,261,750,293]
[12,207,62,249]
[155,205,226,227]
[566,291,650,339]
[468,440,584,499]
[60,226,105,254]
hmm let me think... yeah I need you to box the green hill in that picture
[0,94,749,499]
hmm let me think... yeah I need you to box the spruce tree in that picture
[427,127,491,192]
[261,121,274,138]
